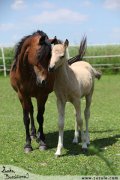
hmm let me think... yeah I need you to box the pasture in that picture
[0,75,120,176]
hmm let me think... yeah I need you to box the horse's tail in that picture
[93,68,102,80]
[68,36,87,65]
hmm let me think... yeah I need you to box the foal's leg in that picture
[73,119,79,144]
[18,92,32,153]
[73,100,87,151]
[55,99,65,156]
[84,93,92,145]
[29,100,36,139]
[36,95,48,150]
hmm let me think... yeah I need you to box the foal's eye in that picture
[60,55,65,59]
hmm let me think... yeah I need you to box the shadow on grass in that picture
[46,129,119,174]
[90,129,119,133]
[46,129,120,156]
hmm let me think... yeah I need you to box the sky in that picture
[0,0,120,46]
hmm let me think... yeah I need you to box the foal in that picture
[49,39,101,156]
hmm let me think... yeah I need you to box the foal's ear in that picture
[39,35,46,45]
[64,39,69,48]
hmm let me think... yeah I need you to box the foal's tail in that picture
[93,68,102,80]
[68,36,87,65]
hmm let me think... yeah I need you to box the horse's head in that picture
[49,39,69,72]
[12,31,61,86]
[26,33,50,86]
[28,33,62,86]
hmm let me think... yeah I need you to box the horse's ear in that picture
[50,36,57,44]
[64,39,69,48]
[39,36,46,45]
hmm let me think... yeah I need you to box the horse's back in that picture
[70,61,92,71]
[70,61,94,96]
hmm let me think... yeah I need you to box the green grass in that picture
[0,75,120,175]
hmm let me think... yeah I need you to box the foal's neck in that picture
[55,59,70,82]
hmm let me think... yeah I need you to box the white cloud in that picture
[0,23,15,31]
[82,0,93,7]
[104,0,120,10]
[33,1,56,9]
[31,9,88,24]
[11,0,26,10]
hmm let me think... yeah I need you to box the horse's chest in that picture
[19,81,38,96]
[54,82,77,102]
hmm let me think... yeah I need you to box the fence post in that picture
[1,47,7,77]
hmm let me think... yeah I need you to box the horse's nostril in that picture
[49,66,55,72]
[41,80,46,86]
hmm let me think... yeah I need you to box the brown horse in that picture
[10,31,86,153]
[10,30,60,153]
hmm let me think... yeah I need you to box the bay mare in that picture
[10,30,58,152]
[49,39,101,156]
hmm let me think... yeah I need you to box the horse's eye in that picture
[60,55,64,59]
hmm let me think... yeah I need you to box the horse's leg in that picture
[84,93,93,145]
[29,100,36,139]
[72,119,79,144]
[18,92,33,153]
[36,95,48,150]
[55,98,65,156]
[73,99,87,152]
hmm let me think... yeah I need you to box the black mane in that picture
[12,30,49,70]
[32,30,48,38]
[14,30,48,60]
[14,35,31,60]
[37,44,51,68]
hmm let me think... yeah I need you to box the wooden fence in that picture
[0,47,120,77]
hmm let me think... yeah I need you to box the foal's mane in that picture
[68,36,87,65]
[12,30,49,70]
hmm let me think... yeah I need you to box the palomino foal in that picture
[49,39,101,156]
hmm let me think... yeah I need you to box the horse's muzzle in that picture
[36,77,47,87]
[41,80,47,87]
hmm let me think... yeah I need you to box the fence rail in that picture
[1,47,120,76]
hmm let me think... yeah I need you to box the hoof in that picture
[82,148,88,154]
[72,142,78,145]
[87,142,90,146]
[55,154,60,158]
[55,151,61,157]
[72,139,78,144]
[39,145,47,151]
[24,146,33,153]
[55,153,61,158]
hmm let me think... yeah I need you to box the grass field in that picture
[0,75,120,176]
